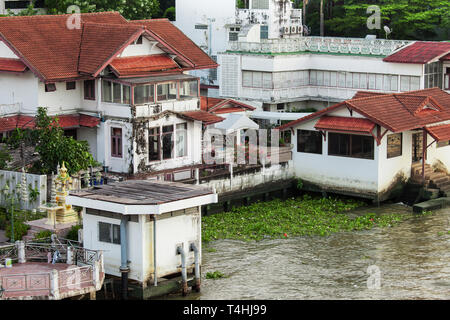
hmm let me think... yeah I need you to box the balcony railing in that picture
[228,36,412,56]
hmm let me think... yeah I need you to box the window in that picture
[113,83,122,104]
[5,1,30,9]
[400,76,421,92]
[195,24,208,30]
[99,222,120,244]
[123,85,131,104]
[148,127,160,161]
[45,83,56,92]
[64,129,77,140]
[84,80,95,100]
[102,80,112,102]
[209,56,217,81]
[157,83,177,101]
[297,130,322,154]
[252,0,269,9]
[66,82,76,90]
[387,133,402,158]
[260,25,268,40]
[328,133,374,159]
[134,84,154,104]
[162,125,174,160]
[229,31,239,41]
[111,127,122,158]
[176,123,188,157]
[180,80,198,99]
[424,61,443,89]
[437,140,450,148]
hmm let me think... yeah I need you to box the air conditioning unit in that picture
[281,26,290,35]
[296,25,303,34]
[290,26,297,34]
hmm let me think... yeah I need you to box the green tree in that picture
[44,0,160,20]
[304,0,449,40]
[0,145,11,169]
[30,107,99,175]
[163,6,175,21]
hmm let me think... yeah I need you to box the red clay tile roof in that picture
[109,54,179,77]
[78,22,144,76]
[0,57,27,72]
[0,114,100,133]
[315,116,376,134]
[279,88,450,133]
[352,91,389,99]
[181,110,224,125]
[0,13,216,82]
[130,19,218,69]
[384,42,450,64]
[0,12,127,81]
[425,124,450,142]
[200,96,256,113]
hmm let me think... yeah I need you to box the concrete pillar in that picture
[67,246,74,265]
[16,241,26,264]
[50,269,60,300]
[120,216,130,300]
[93,261,101,290]
[195,168,200,185]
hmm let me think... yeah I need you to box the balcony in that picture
[228,36,413,56]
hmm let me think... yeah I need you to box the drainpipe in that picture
[120,216,130,300]
[153,216,157,287]
[176,246,188,296]
[190,242,201,292]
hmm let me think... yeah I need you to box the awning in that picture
[181,110,224,125]
[0,58,27,73]
[109,55,179,77]
[0,114,100,133]
[315,116,376,134]
[425,123,450,142]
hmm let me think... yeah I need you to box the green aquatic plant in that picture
[206,271,225,280]
[202,195,411,243]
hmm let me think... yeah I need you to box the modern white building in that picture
[279,88,450,201]
[175,0,302,97]
[0,12,219,177]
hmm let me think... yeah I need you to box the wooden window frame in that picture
[111,127,123,158]
[387,133,403,158]
[84,80,96,100]
[297,129,323,155]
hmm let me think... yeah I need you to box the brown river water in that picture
[170,204,450,300]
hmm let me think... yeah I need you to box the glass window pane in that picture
[359,73,367,89]
[353,73,360,89]
[112,224,121,244]
[390,75,398,91]
[330,72,337,86]
[99,222,111,243]
[243,71,252,87]
[263,72,273,89]
[162,125,174,159]
[400,76,410,91]
[149,127,160,161]
[368,74,376,89]
[102,80,112,102]
[323,71,330,86]
[297,130,322,154]
[253,72,262,88]
[338,72,346,87]
[123,85,130,104]
[113,82,122,103]
[310,71,317,86]
[345,72,353,88]
[176,123,188,157]
[375,74,383,90]
[410,76,420,91]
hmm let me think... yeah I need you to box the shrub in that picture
[34,230,53,240]
[5,220,30,241]
[66,224,82,241]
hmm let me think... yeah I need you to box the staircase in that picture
[22,224,48,242]
[411,162,450,197]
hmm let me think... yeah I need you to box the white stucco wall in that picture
[38,81,83,115]
[77,127,98,160]
[83,207,201,284]
[0,40,18,58]
[290,113,379,197]
[118,37,166,57]
[0,71,39,113]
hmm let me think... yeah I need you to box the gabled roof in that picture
[441,53,450,61]
[279,88,450,133]
[78,22,144,76]
[109,54,179,77]
[0,12,217,82]
[130,19,219,70]
[352,91,388,100]
[200,96,256,114]
[383,41,450,64]
[214,114,259,132]
[181,110,225,125]
[0,57,27,72]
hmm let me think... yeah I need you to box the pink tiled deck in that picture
[0,262,96,299]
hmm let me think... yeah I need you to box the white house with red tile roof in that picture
[278,88,450,201]
[0,12,219,177]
